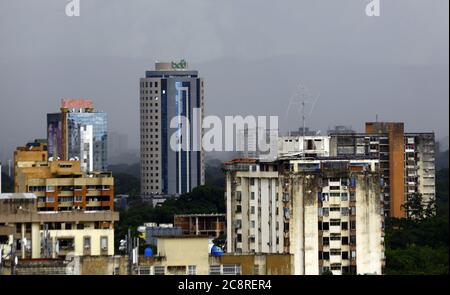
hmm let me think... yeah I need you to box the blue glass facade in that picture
[47,111,108,172]
[67,112,108,172]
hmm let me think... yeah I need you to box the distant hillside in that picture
[109,163,140,179]
[436,150,449,171]
[1,172,13,193]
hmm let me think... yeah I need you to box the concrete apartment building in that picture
[140,60,205,197]
[329,122,436,218]
[14,145,115,212]
[47,99,108,172]
[0,193,118,260]
[278,135,330,158]
[0,142,119,260]
[225,157,384,275]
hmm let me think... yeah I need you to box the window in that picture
[138,266,151,275]
[350,235,356,245]
[46,197,54,203]
[350,221,356,230]
[330,219,340,226]
[84,236,91,249]
[100,236,108,251]
[342,237,349,245]
[188,265,197,275]
[250,206,255,214]
[341,222,348,230]
[209,265,221,275]
[330,234,341,241]
[341,193,348,201]
[251,220,255,228]
[251,192,255,200]
[341,207,349,216]
[153,266,165,275]
[323,237,329,245]
[322,222,329,231]
[75,196,82,202]
[342,251,349,260]
[330,249,341,256]
[223,264,241,275]
[322,252,330,260]
[331,264,341,271]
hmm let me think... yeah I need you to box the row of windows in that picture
[142,147,159,152]
[142,134,159,139]
[318,250,355,260]
[141,96,159,101]
[142,154,159,158]
[141,90,159,95]
[141,141,159,145]
[141,115,159,120]
[142,121,159,126]
[142,166,159,171]
[144,179,159,184]
[143,173,159,177]
[142,109,158,114]
[141,102,159,107]
[141,81,159,88]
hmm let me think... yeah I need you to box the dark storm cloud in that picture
[0,0,448,163]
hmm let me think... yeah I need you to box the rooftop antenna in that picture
[286,82,320,137]
[7,159,12,178]
[376,114,378,122]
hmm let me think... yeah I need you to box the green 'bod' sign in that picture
[172,59,187,69]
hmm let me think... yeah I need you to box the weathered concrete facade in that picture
[226,157,385,275]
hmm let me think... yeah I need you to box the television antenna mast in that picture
[286,82,320,136]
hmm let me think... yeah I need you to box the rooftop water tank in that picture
[211,245,224,257]
[144,247,153,257]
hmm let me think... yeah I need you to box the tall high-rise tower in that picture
[140,60,205,196]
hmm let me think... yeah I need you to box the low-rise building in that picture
[0,193,119,260]
[174,213,226,238]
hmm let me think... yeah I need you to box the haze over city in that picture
[0,0,448,163]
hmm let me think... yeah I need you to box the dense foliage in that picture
[384,169,449,275]
[114,185,225,248]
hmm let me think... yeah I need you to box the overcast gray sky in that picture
[0,0,448,163]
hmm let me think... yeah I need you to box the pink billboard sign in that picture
[61,99,93,109]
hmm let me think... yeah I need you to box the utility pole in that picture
[127,228,132,275]
[10,241,16,275]
[7,159,12,178]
